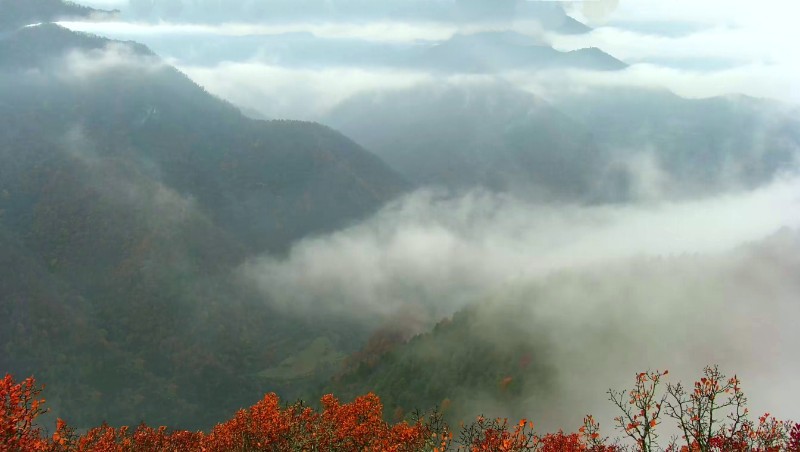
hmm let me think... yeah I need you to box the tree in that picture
[2,369,798,451]
[609,369,668,451]
[1,374,48,451]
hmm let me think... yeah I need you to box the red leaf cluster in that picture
[2,374,433,451]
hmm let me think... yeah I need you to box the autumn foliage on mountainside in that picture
[3,368,800,451]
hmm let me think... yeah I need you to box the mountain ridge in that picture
[0,23,408,428]
[0,0,118,33]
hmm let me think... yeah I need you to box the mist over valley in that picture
[1,0,799,449]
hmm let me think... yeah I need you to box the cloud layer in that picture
[241,176,800,320]
[58,0,800,115]
[180,63,432,120]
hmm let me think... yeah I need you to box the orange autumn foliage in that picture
[202,392,431,451]
[2,374,435,452]
[2,370,799,451]
[1,374,48,451]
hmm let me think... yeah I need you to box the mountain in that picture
[327,82,800,202]
[0,0,118,33]
[128,29,620,75]
[0,23,407,428]
[328,303,556,424]
[326,82,611,200]
[416,32,625,73]
[1,23,408,253]
[557,88,800,199]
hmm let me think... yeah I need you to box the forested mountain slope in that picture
[0,23,407,428]
[558,88,800,199]
[328,82,607,200]
[328,83,800,202]
[327,230,800,429]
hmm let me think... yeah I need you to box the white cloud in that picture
[179,62,433,120]
[241,175,800,321]
[58,3,800,105]
[549,25,790,65]
[59,20,458,42]
[556,0,800,103]
[568,0,799,29]
[58,42,166,79]
[510,63,800,103]
[512,230,800,431]
[73,0,128,9]
[177,60,800,120]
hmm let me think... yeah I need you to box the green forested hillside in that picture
[326,230,800,428]
[0,24,407,428]
[1,24,409,252]
[328,303,556,424]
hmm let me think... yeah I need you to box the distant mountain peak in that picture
[421,30,625,72]
[563,46,627,70]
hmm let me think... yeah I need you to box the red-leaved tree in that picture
[2,368,799,452]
